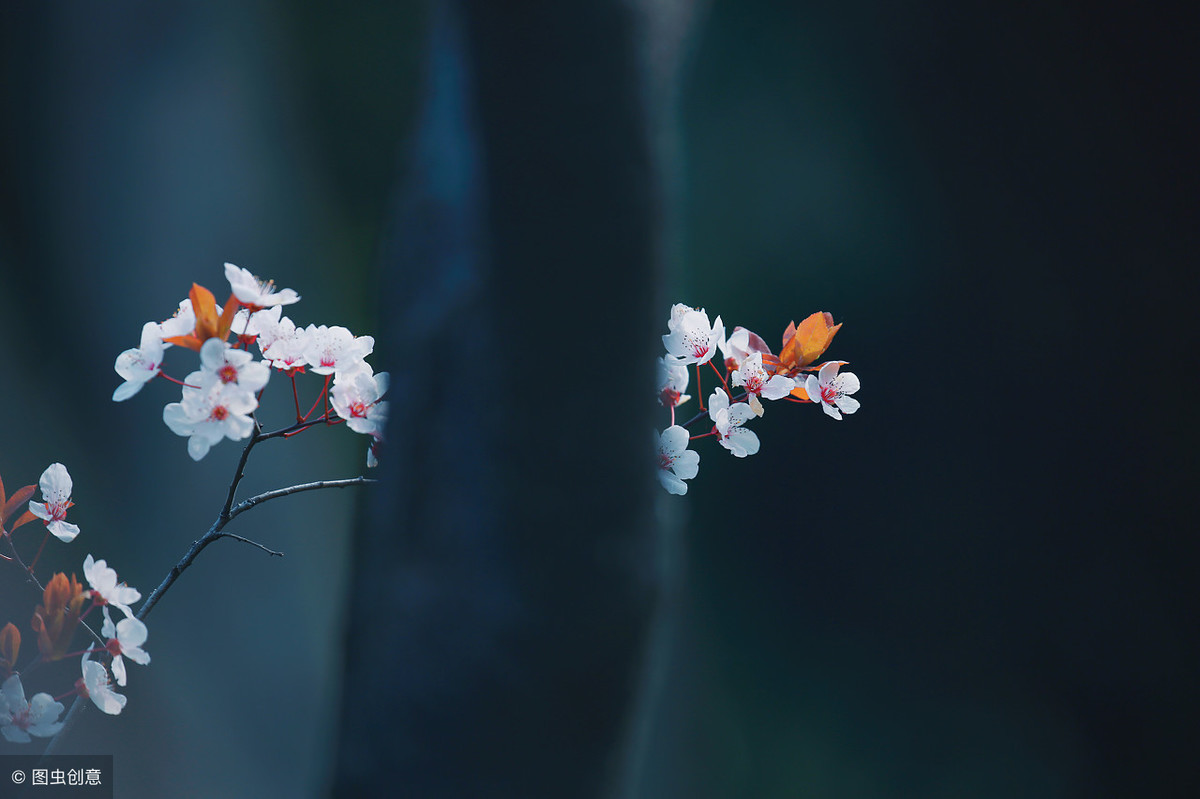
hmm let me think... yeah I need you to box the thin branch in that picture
[219,417,263,523]
[214,532,283,558]
[228,477,377,522]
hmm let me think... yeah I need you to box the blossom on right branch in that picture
[730,352,795,416]
[804,360,861,420]
[662,304,724,365]
[657,425,700,495]
[708,389,760,458]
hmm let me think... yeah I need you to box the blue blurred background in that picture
[2,1,1196,796]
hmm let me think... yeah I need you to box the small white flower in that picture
[718,325,771,370]
[331,366,389,437]
[163,380,258,461]
[0,674,64,743]
[101,608,150,687]
[303,325,374,376]
[662,304,724,365]
[657,356,691,408]
[112,321,165,401]
[708,389,760,458]
[80,655,126,715]
[157,298,196,344]
[198,338,270,394]
[83,555,142,617]
[657,425,700,495]
[28,463,80,542]
[224,263,300,308]
[731,352,795,416]
[804,360,861,420]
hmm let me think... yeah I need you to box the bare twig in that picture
[213,532,283,558]
[42,451,374,755]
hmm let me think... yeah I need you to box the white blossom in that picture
[28,463,80,542]
[708,389,760,458]
[804,360,861,420]
[657,425,700,495]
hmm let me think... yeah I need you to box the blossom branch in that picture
[44,471,373,755]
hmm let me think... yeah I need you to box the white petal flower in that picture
[163,379,258,461]
[198,338,270,394]
[27,463,80,542]
[708,389,760,458]
[718,325,772,370]
[112,321,165,401]
[224,263,300,308]
[80,655,126,715]
[657,425,700,495]
[662,304,724,365]
[157,298,196,344]
[101,608,150,687]
[331,367,389,437]
[657,356,691,408]
[731,352,795,416]
[303,325,374,376]
[0,674,64,743]
[804,360,861,420]
[83,555,141,617]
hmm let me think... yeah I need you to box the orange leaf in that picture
[780,312,841,371]
[9,509,38,533]
[216,292,241,341]
[1,484,35,531]
[0,622,19,676]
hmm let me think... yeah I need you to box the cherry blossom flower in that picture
[331,366,389,437]
[225,263,300,308]
[28,463,80,542]
[79,655,126,715]
[112,321,165,401]
[657,425,700,495]
[258,316,311,372]
[303,325,374,376]
[662,304,724,365]
[157,298,196,345]
[101,608,150,687]
[163,380,258,460]
[804,360,861,420]
[657,356,691,408]
[731,352,795,416]
[708,389,760,458]
[83,555,141,617]
[197,338,270,394]
[0,674,64,743]
[718,325,772,371]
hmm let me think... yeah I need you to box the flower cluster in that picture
[657,305,861,494]
[114,263,388,466]
[2,263,388,750]
[1,463,147,732]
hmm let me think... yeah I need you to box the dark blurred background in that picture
[2,1,1196,797]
